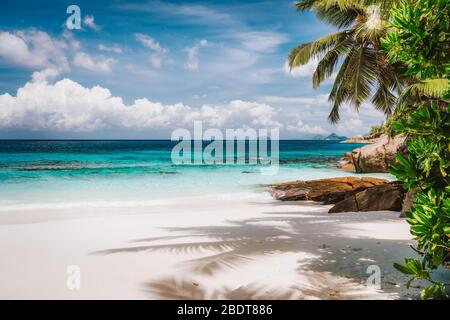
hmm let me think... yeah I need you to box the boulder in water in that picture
[351,134,406,173]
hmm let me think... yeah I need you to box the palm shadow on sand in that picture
[92,203,420,299]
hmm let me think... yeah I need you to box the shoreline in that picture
[0,191,419,299]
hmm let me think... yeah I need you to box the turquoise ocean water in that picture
[0,140,391,210]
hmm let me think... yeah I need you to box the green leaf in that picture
[420,284,444,300]
[393,262,414,275]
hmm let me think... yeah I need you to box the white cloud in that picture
[234,31,288,53]
[0,79,282,132]
[62,31,81,50]
[334,103,385,136]
[73,52,116,73]
[0,32,38,67]
[135,33,167,68]
[0,30,69,81]
[283,58,318,78]
[84,15,100,31]
[0,79,387,138]
[135,33,166,53]
[184,40,208,71]
[262,94,329,106]
[117,1,235,26]
[31,68,61,82]
[286,120,327,135]
[283,58,338,84]
[335,116,365,136]
[98,44,123,54]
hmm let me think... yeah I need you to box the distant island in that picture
[312,133,347,141]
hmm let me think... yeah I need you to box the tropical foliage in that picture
[369,123,384,135]
[382,0,450,80]
[288,0,406,122]
[288,0,449,299]
[382,0,450,117]
[390,104,450,299]
[383,0,450,299]
[369,116,395,136]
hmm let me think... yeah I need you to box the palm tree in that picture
[288,0,406,123]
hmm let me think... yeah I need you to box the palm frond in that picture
[371,58,406,114]
[296,0,401,12]
[290,0,408,123]
[327,45,378,122]
[295,0,366,11]
[371,81,397,114]
[328,101,343,123]
[407,79,450,99]
[328,55,352,122]
[353,19,387,42]
[312,37,353,88]
[294,0,319,11]
[346,45,377,108]
[315,5,364,28]
[288,31,349,69]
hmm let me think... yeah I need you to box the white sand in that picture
[0,193,420,299]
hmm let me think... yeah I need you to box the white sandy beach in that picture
[0,192,419,300]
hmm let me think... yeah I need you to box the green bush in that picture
[389,103,449,299]
[383,0,450,299]
[382,0,450,79]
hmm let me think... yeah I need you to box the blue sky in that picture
[0,0,385,139]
